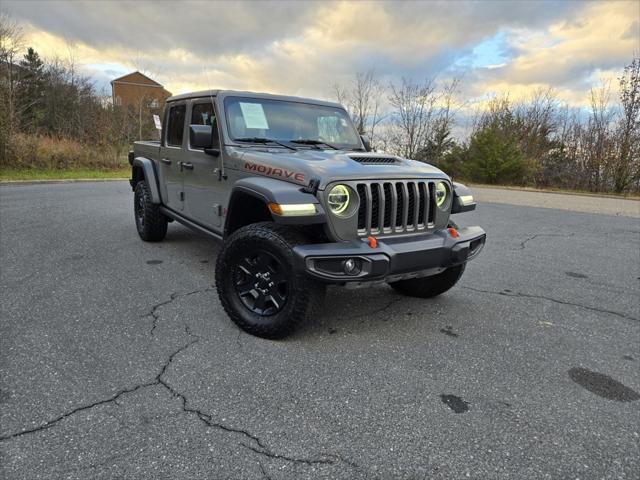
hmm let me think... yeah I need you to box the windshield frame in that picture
[222,95,363,151]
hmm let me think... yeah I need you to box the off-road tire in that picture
[388,263,466,298]
[134,181,168,242]
[215,222,325,339]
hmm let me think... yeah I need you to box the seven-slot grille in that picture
[355,180,437,236]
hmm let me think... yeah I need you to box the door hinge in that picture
[179,191,185,201]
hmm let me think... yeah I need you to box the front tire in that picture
[215,222,325,339]
[134,181,168,242]
[389,264,466,298]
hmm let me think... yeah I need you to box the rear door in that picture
[159,102,187,211]
[183,99,225,231]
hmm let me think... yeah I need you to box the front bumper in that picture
[293,226,486,283]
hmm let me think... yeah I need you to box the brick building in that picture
[110,71,172,109]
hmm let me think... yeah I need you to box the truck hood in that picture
[226,147,449,190]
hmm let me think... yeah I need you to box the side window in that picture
[166,104,186,147]
[191,102,219,148]
[191,103,214,126]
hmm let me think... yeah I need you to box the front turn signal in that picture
[448,227,459,238]
[268,203,316,216]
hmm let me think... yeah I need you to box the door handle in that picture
[181,162,194,170]
[160,158,171,165]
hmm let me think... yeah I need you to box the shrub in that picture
[3,133,127,170]
[462,126,528,184]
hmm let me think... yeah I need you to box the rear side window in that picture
[166,104,186,147]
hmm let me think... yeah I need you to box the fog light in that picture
[343,258,361,275]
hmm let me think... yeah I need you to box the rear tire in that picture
[388,264,466,298]
[215,222,325,339]
[134,181,167,242]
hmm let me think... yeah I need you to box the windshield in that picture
[224,96,362,150]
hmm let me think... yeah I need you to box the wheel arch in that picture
[224,177,326,236]
[131,157,161,204]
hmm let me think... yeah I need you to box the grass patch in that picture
[0,167,130,182]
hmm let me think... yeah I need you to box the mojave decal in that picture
[244,161,305,183]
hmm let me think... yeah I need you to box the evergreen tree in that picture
[463,125,527,184]
[18,47,45,131]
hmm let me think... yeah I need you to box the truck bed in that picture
[133,141,161,161]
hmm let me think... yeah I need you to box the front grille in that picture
[356,180,436,236]
[349,156,398,164]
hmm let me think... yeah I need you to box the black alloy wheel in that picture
[234,250,288,316]
[215,222,325,338]
[135,192,146,228]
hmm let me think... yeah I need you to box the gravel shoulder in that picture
[472,185,640,218]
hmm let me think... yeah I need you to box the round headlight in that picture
[435,182,448,208]
[327,184,351,216]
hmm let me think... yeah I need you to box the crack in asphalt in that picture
[259,462,274,480]
[142,286,214,335]
[1,336,357,472]
[0,341,197,441]
[462,286,638,322]
[2,286,359,471]
[518,233,575,250]
[158,366,359,470]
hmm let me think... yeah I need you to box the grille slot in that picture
[356,184,367,230]
[355,180,436,236]
[349,156,398,164]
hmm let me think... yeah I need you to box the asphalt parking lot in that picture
[1,181,638,479]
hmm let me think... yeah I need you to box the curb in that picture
[467,183,640,201]
[0,178,128,186]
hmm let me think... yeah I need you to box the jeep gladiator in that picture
[130,90,486,338]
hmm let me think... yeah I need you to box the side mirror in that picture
[190,124,220,156]
[360,135,372,152]
[190,124,212,149]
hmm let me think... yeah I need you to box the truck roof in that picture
[166,89,344,109]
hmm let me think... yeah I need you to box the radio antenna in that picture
[204,66,225,179]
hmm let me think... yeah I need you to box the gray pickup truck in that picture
[130,90,485,338]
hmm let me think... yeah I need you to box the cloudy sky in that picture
[3,0,639,111]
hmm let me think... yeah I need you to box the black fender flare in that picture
[227,177,326,227]
[451,182,477,214]
[132,157,161,204]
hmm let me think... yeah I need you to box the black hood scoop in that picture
[349,155,399,165]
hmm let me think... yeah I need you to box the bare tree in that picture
[584,84,616,191]
[333,69,385,145]
[387,77,439,159]
[611,58,640,192]
[0,11,24,162]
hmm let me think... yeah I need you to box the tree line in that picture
[336,61,639,194]
[1,14,638,193]
[0,14,158,170]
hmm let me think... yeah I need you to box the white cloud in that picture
[4,0,636,110]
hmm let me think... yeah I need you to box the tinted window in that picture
[224,97,361,149]
[191,102,219,148]
[191,102,214,126]
[166,104,186,147]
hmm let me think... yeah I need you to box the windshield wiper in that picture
[235,137,297,151]
[289,139,339,150]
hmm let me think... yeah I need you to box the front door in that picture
[159,102,187,211]
[183,99,225,231]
